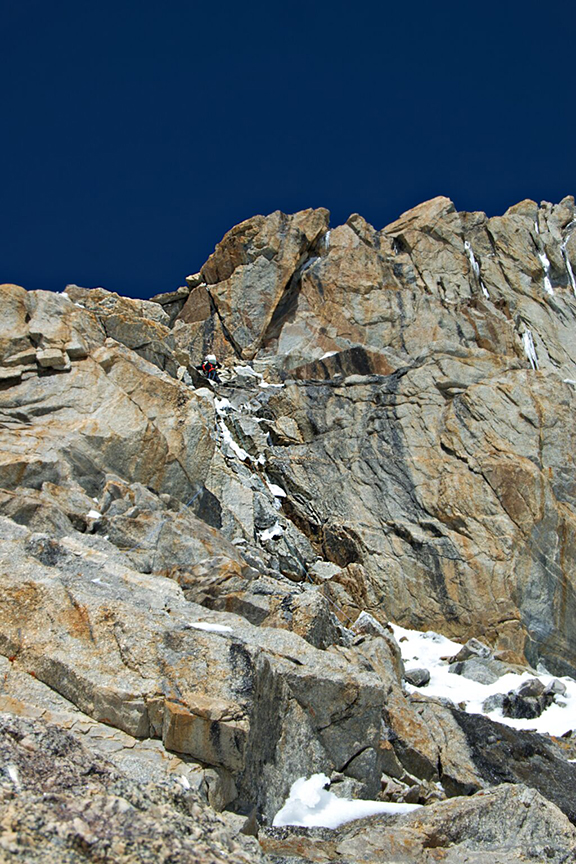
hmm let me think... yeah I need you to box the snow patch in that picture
[266,479,286,498]
[233,365,260,379]
[390,623,576,737]
[186,622,233,634]
[321,351,338,360]
[214,397,233,415]
[273,774,420,828]
[260,521,284,541]
[87,509,101,519]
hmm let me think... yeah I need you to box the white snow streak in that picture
[218,419,250,461]
[273,774,419,828]
[259,380,284,388]
[561,224,576,297]
[538,251,554,295]
[464,241,490,298]
[563,250,576,296]
[522,330,539,370]
[186,622,233,634]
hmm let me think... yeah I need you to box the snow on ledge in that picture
[260,521,284,542]
[272,774,420,829]
[186,622,233,634]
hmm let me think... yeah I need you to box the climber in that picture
[198,354,221,382]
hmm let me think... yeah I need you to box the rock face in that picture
[195,195,576,676]
[0,516,389,823]
[1,193,576,858]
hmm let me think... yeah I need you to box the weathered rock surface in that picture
[0,516,391,822]
[0,714,261,863]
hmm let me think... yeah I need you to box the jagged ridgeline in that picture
[1,195,576,862]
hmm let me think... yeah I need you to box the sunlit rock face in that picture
[1,195,576,855]
[184,195,576,676]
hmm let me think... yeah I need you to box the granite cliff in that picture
[1,194,576,861]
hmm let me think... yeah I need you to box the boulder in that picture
[449,637,492,662]
[261,784,576,863]
[404,668,430,687]
[448,656,513,685]
[449,707,576,823]
[502,677,556,719]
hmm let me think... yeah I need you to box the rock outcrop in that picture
[261,784,576,863]
[1,193,576,858]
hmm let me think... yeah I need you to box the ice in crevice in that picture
[522,330,539,370]
[464,240,490,299]
[533,218,554,295]
[538,251,554,296]
[561,222,576,297]
[300,256,321,275]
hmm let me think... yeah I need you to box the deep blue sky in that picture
[2,0,575,299]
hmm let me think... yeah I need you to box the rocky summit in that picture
[1,194,576,862]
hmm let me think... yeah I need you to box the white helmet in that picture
[205,354,217,363]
